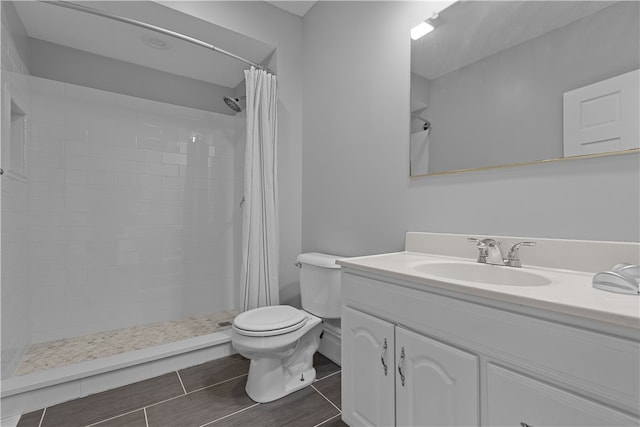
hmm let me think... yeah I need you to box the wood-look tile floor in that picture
[17,353,347,427]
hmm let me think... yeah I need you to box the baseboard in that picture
[0,415,20,427]
[317,322,341,367]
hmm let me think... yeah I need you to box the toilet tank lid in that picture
[297,252,342,269]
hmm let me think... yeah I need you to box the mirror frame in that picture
[410,148,640,178]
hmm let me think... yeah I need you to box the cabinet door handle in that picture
[380,338,388,376]
[398,346,406,386]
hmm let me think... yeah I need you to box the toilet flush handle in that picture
[294,261,302,268]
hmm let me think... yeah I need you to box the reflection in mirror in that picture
[410,1,640,176]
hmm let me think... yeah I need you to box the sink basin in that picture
[413,262,551,286]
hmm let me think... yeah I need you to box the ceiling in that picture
[14,1,613,89]
[412,1,616,80]
[266,1,316,17]
[13,1,276,89]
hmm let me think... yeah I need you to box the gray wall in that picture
[302,1,640,260]
[28,38,235,115]
[427,2,639,173]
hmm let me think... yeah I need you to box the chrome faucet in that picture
[505,241,536,267]
[468,238,505,265]
[467,237,489,263]
[468,238,536,268]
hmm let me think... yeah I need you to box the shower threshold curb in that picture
[0,330,234,419]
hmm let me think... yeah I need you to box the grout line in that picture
[37,407,46,427]
[82,408,143,427]
[313,412,343,427]
[137,391,188,411]
[187,373,248,394]
[144,407,149,427]
[315,369,341,382]
[199,403,260,427]
[311,384,341,413]
[176,371,188,394]
[144,373,249,411]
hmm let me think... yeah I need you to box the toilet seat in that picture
[233,305,308,337]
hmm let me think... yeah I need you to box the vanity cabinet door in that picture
[395,327,479,427]
[342,306,395,427]
[487,364,639,427]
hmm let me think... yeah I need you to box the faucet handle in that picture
[468,237,488,263]
[506,241,536,268]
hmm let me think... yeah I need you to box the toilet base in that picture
[245,361,317,403]
[243,322,322,403]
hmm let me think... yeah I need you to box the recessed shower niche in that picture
[1,85,28,182]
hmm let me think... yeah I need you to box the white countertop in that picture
[338,251,640,330]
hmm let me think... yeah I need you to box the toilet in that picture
[231,252,342,403]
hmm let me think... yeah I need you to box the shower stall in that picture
[1,0,275,414]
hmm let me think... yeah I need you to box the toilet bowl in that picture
[232,306,323,403]
[231,253,342,403]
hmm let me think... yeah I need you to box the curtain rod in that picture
[41,1,274,75]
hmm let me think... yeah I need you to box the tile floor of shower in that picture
[13,311,238,377]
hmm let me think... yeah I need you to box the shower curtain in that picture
[240,67,279,311]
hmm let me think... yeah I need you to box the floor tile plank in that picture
[178,354,249,392]
[209,385,340,427]
[16,409,44,427]
[40,373,183,427]
[315,413,349,427]
[90,410,147,427]
[145,376,254,427]
[313,372,341,409]
[314,353,340,380]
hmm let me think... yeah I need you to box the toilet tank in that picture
[297,253,342,319]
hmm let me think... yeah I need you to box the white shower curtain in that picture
[240,67,279,311]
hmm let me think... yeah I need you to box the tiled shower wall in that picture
[1,4,31,378]
[28,76,242,344]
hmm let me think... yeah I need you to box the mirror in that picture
[410,1,640,176]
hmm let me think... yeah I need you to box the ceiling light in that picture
[411,12,439,40]
[411,21,434,40]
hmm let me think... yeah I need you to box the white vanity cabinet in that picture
[340,269,640,427]
[395,326,478,427]
[487,364,639,426]
[342,307,478,427]
[342,307,395,427]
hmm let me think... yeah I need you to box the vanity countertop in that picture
[338,251,640,330]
